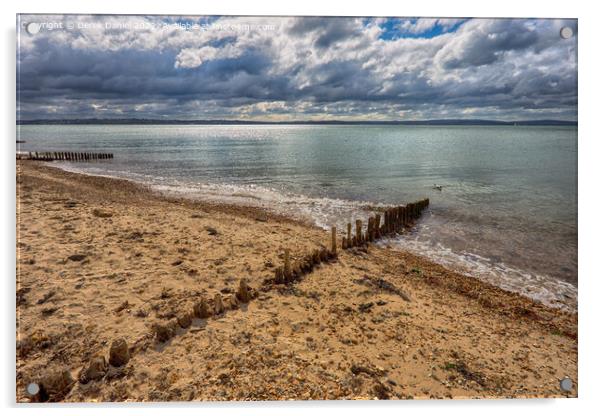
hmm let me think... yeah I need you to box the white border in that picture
[3,1,600,415]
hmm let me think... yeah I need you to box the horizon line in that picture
[17,118,578,126]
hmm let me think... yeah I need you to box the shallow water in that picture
[17,124,578,309]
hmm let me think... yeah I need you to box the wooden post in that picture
[374,214,381,239]
[347,223,352,247]
[342,236,347,250]
[331,226,337,256]
[371,217,376,241]
[400,207,404,230]
[355,219,362,245]
[384,211,389,234]
[401,206,406,227]
[399,207,404,230]
[284,249,291,281]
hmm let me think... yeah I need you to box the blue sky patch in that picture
[378,18,467,40]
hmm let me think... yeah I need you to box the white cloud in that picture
[174,45,243,68]
[17,15,577,121]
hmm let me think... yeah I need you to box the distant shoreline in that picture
[17,119,577,127]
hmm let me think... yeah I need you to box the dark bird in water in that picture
[433,184,443,191]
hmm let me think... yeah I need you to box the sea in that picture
[17,124,578,310]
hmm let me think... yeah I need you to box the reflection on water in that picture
[18,124,577,309]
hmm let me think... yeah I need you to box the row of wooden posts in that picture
[274,198,430,284]
[342,198,430,249]
[18,151,113,161]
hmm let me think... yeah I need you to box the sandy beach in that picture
[16,160,577,402]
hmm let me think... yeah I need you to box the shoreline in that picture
[16,160,577,401]
[51,160,578,312]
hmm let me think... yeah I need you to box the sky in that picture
[17,15,578,121]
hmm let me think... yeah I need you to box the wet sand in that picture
[16,160,577,402]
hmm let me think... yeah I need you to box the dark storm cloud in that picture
[437,20,540,69]
[288,17,362,49]
[16,15,577,121]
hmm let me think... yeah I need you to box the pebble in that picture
[205,226,219,236]
[92,208,113,218]
[67,254,87,262]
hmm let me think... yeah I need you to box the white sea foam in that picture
[152,181,386,230]
[379,233,577,311]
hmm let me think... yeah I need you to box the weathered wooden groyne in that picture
[342,198,430,249]
[17,151,113,161]
[273,198,430,284]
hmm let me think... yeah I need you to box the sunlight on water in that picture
[18,124,578,310]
